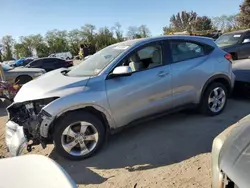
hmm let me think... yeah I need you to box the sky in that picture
[1,0,243,40]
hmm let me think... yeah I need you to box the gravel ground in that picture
[0,99,250,188]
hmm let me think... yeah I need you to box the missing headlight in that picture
[33,97,59,114]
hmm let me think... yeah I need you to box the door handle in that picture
[157,71,169,77]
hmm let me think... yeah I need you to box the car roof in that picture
[36,57,64,61]
[223,29,250,35]
[116,35,216,48]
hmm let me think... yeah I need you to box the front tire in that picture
[199,82,228,116]
[53,112,105,160]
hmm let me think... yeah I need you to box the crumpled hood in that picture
[14,68,90,102]
[219,115,250,188]
[232,59,250,82]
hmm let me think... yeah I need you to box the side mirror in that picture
[243,39,250,44]
[111,66,132,77]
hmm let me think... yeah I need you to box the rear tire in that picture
[53,112,105,160]
[199,82,228,116]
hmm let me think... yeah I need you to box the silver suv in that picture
[6,36,235,160]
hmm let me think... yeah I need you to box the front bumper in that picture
[5,121,28,156]
[211,122,239,188]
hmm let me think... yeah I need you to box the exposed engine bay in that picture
[6,98,57,154]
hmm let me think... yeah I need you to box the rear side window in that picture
[170,41,205,62]
[28,60,42,67]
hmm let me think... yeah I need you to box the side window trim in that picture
[169,39,211,63]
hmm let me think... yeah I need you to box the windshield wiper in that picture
[61,69,70,76]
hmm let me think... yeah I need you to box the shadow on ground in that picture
[50,99,250,185]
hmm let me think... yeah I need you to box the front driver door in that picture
[105,41,173,127]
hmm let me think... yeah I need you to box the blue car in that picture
[15,57,35,67]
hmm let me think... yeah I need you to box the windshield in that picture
[216,33,242,47]
[67,44,129,77]
[1,64,14,71]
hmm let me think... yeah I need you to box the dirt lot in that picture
[0,99,250,188]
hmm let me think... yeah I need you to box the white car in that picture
[49,52,73,60]
[0,154,77,188]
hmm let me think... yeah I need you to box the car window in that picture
[41,59,58,69]
[67,44,128,77]
[27,60,42,67]
[170,41,204,62]
[43,58,57,64]
[121,44,163,72]
[215,33,242,47]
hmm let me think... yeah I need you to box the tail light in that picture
[224,53,233,63]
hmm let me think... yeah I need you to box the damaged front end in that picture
[6,97,58,156]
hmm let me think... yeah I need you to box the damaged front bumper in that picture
[5,121,28,156]
[5,99,56,156]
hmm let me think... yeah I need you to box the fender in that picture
[200,74,232,102]
[39,91,116,138]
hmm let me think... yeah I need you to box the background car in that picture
[231,58,250,97]
[216,29,250,60]
[212,114,250,188]
[48,52,73,60]
[0,154,77,188]
[6,36,235,160]
[26,57,73,72]
[1,63,45,85]
[14,57,36,67]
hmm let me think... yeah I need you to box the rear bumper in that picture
[5,121,28,156]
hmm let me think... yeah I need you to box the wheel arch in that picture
[15,74,33,83]
[47,105,114,138]
[200,74,232,103]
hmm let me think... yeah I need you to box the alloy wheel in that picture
[208,87,226,113]
[61,121,99,156]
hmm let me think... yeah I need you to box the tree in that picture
[81,24,96,45]
[112,22,124,42]
[45,30,69,54]
[127,25,151,39]
[1,35,14,61]
[213,15,240,32]
[238,0,250,28]
[68,29,82,55]
[194,16,213,31]
[138,25,151,38]
[0,44,3,62]
[127,26,140,39]
[164,11,212,34]
[36,42,50,57]
[14,43,32,59]
[169,11,198,32]
[95,27,116,50]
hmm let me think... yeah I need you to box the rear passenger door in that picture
[169,40,213,107]
[41,58,58,72]
[55,59,69,68]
